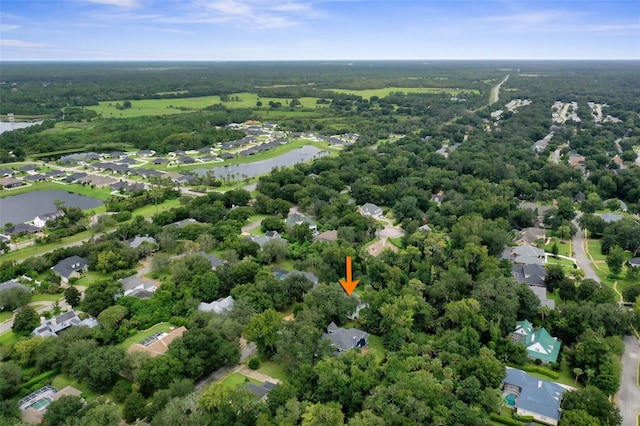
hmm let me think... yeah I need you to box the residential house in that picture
[0,168,16,177]
[314,230,338,243]
[198,251,227,270]
[245,381,277,402]
[152,158,169,165]
[285,212,318,233]
[4,223,40,236]
[32,310,98,337]
[568,151,586,168]
[23,173,47,182]
[128,235,157,250]
[197,295,235,315]
[176,156,196,164]
[137,149,156,157]
[519,202,553,225]
[20,385,83,424]
[272,268,320,287]
[604,198,628,212]
[511,264,554,308]
[517,227,546,246]
[20,165,38,174]
[358,202,383,219]
[322,322,369,354]
[501,368,567,426]
[65,172,87,183]
[220,153,235,160]
[628,258,640,268]
[115,157,137,166]
[245,231,285,249]
[44,170,65,179]
[510,319,561,364]
[501,245,547,266]
[598,213,623,224]
[33,210,65,228]
[166,218,200,228]
[120,275,158,299]
[51,256,89,283]
[128,326,187,357]
[0,177,25,189]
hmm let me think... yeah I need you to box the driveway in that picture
[617,335,640,426]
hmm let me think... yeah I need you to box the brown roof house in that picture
[128,326,187,357]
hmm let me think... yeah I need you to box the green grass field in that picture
[587,241,607,261]
[256,361,289,382]
[51,374,99,400]
[116,322,174,350]
[544,239,571,257]
[0,180,113,200]
[329,87,480,99]
[0,331,19,346]
[90,93,325,118]
[219,373,261,389]
[31,293,64,303]
[0,311,13,322]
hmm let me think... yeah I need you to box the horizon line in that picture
[2,58,639,62]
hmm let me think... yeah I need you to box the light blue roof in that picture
[503,368,566,421]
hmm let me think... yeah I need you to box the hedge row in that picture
[519,365,560,380]
[489,414,525,426]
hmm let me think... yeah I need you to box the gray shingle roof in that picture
[322,322,369,353]
[51,256,89,279]
[503,368,566,421]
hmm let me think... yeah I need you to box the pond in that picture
[0,190,104,227]
[193,145,328,179]
[0,121,43,134]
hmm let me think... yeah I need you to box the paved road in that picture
[490,74,510,104]
[571,217,601,283]
[0,299,71,335]
[617,335,640,426]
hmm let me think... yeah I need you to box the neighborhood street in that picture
[571,218,600,283]
[617,335,640,426]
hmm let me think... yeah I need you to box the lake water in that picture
[0,121,43,134]
[193,145,327,179]
[0,190,103,227]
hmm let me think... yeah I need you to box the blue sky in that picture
[1,0,639,60]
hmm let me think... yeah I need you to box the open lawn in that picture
[31,293,64,303]
[116,322,173,350]
[587,241,607,261]
[129,197,182,218]
[90,93,325,118]
[51,374,99,400]
[0,331,19,346]
[256,360,289,382]
[523,359,577,388]
[544,239,571,257]
[0,311,13,322]
[329,87,480,99]
[0,229,93,264]
[219,372,261,389]
[0,180,112,200]
[74,270,111,287]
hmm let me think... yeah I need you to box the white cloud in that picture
[0,24,21,32]
[0,39,45,48]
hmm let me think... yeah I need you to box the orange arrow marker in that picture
[339,256,359,296]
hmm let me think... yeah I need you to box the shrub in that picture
[489,414,524,426]
[248,357,260,370]
[520,364,560,379]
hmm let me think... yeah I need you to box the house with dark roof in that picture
[23,174,46,182]
[512,264,547,287]
[33,210,65,228]
[198,296,235,315]
[116,157,137,166]
[245,381,277,401]
[152,158,169,165]
[358,203,383,219]
[0,168,16,177]
[51,256,89,283]
[32,310,98,337]
[137,149,156,157]
[501,368,567,426]
[629,257,640,268]
[4,223,40,236]
[510,320,561,364]
[44,170,65,179]
[166,218,200,228]
[65,172,87,183]
[220,153,235,160]
[322,322,369,354]
[176,156,196,164]
[20,165,38,173]
[128,235,157,250]
[198,251,227,270]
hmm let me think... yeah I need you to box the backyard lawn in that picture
[256,361,289,382]
[219,372,260,389]
[51,374,99,400]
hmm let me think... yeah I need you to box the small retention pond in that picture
[193,145,327,179]
[0,190,103,227]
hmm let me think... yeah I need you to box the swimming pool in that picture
[505,393,517,406]
[30,397,52,410]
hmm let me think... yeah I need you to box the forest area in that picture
[0,60,639,426]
